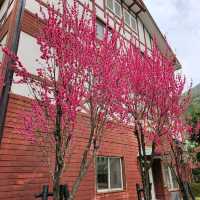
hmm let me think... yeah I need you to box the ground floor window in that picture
[163,164,179,190]
[96,156,124,192]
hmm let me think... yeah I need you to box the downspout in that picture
[0,0,26,144]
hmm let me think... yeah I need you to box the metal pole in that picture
[0,0,26,144]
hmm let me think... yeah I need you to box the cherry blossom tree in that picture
[116,41,190,200]
[2,1,124,199]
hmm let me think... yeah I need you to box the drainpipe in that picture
[0,0,26,144]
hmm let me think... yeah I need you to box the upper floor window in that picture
[106,0,122,18]
[96,156,124,192]
[124,9,137,32]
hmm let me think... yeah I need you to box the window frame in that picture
[130,15,137,32]
[106,0,114,12]
[106,0,138,34]
[96,156,124,193]
[106,0,122,18]
[114,0,122,18]
[162,164,179,191]
[123,9,130,27]
[96,18,105,40]
[123,9,137,32]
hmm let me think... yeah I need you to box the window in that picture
[0,34,7,62]
[138,18,145,44]
[144,28,152,49]
[130,15,137,32]
[106,0,114,12]
[124,9,137,32]
[114,1,122,17]
[163,164,179,190]
[96,156,123,192]
[106,0,122,18]
[124,10,130,26]
[96,20,105,40]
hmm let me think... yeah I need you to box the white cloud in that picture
[144,0,200,87]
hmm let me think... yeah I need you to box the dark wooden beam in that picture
[123,0,146,13]
[0,0,4,8]
[135,8,142,16]
[0,0,26,144]
[136,0,146,12]
[128,0,136,9]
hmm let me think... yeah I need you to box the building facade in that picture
[0,0,181,199]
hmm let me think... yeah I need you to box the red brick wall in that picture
[0,94,141,200]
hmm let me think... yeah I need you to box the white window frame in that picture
[96,156,124,193]
[114,0,122,18]
[124,9,130,26]
[106,0,122,18]
[123,9,137,32]
[106,0,114,12]
[162,164,179,191]
[130,15,137,32]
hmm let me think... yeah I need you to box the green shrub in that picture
[193,168,200,175]
[197,152,200,162]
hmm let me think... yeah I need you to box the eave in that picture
[122,0,181,70]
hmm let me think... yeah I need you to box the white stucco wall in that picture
[0,34,7,62]
[11,31,41,97]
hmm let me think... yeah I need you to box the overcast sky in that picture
[144,0,200,88]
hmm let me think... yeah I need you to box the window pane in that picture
[163,164,171,188]
[96,21,104,40]
[124,10,130,26]
[171,168,179,189]
[110,158,122,189]
[131,16,137,31]
[106,0,114,11]
[97,157,109,190]
[114,1,121,17]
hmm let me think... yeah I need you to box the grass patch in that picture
[191,182,200,197]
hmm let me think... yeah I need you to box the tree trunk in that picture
[170,145,190,200]
[53,145,64,200]
[134,124,154,200]
[141,167,152,200]
[69,117,96,200]
[53,104,64,200]
[175,174,189,200]
[68,146,96,200]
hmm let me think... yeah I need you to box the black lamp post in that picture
[0,0,26,143]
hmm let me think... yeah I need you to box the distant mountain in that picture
[191,83,200,100]
[186,83,200,120]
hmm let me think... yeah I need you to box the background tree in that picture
[185,83,200,144]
